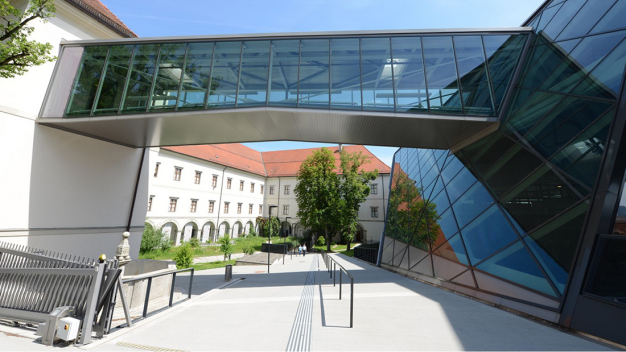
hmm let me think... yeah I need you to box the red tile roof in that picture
[65,0,138,38]
[163,144,391,177]
[163,144,266,176]
[262,145,391,177]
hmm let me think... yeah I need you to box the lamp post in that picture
[268,206,277,273]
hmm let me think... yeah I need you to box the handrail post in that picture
[188,268,194,299]
[169,272,177,307]
[333,262,336,287]
[350,277,354,328]
[339,270,342,299]
[143,277,152,318]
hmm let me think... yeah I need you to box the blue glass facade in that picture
[63,33,527,118]
[382,0,626,318]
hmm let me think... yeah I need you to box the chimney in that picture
[339,143,343,153]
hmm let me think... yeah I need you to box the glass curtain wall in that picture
[63,33,526,118]
[383,0,626,309]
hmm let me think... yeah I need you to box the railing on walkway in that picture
[353,247,378,264]
[110,268,194,328]
[320,250,354,328]
[0,242,122,345]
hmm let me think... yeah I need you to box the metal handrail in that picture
[320,250,354,328]
[114,268,194,325]
[353,247,378,264]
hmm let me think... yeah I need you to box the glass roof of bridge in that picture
[62,32,529,118]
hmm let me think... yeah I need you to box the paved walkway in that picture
[0,254,616,351]
[192,253,245,264]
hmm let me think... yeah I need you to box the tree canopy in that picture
[295,147,379,251]
[1,0,56,78]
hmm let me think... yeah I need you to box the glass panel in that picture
[461,205,518,265]
[207,41,242,108]
[519,39,553,89]
[93,45,133,116]
[446,168,477,203]
[453,36,493,116]
[433,234,469,265]
[452,182,494,229]
[505,92,563,136]
[483,145,543,198]
[441,155,464,184]
[590,0,626,34]
[550,108,614,187]
[237,40,270,107]
[66,46,109,117]
[543,0,587,40]
[149,43,186,111]
[483,35,527,112]
[526,98,613,158]
[408,191,437,251]
[391,36,427,113]
[431,188,450,215]
[468,132,516,175]
[536,2,563,32]
[476,241,557,296]
[298,39,330,108]
[268,40,299,107]
[572,37,626,99]
[361,37,394,111]
[330,38,361,110]
[500,165,584,233]
[428,176,444,202]
[525,202,588,294]
[434,207,458,245]
[121,44,159,114]
[556,0,616,41]
[387,169,410,240]
[548,30,626,94]
[422,36,462,114]
[178,42,213,110]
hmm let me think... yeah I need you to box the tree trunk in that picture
[325,228,331,252]
[347,241,351,251]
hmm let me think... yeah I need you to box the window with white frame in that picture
[237,203,242,214]
[227,178,232,189]
[239,180,244,191]
[283,205,289,215]
[371,183,378,195]
[209,200,215,213]
[371,206,379,218]
[169,198,178,212]
[173,167,182,181]
[249,204,253,214]
[194,171,202,184]
[190,199,198,212]
[284,185,290,195]
[154,163,160,177]
[269,186,275,195]
[250,183,255,193]
[148,196,154,211]
[224,202,230,214]
[212,175,218,187]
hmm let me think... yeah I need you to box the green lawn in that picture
[191,259,236,271]
[140,236,293,261]
[314,243,359,253]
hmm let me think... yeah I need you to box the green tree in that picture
[256,216,279,238]
[338,150,378,251]
[295,148,341,252]
[173,242,193,269]
[219,234,233,261]
[1,0,56,78]
[140,225,163,254]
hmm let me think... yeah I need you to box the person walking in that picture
[302,244,307,257]
[298,244,302,256]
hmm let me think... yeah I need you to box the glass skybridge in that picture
[39,29,531,148]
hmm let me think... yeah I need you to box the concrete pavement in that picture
[0,253,616,351]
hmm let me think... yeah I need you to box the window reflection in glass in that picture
[268,40,299,106]
[298,39,330,108]
[93,45,134,116]
[121,44,159,114]
[391,36,427,113]
[208,41,242,108]
[361,37,395,111]
[238,40,270,107]
[66,46,109,117]
[422,36,462,115]
[330,38,361,110]
[178,42,213,110]
[150,43,186,111]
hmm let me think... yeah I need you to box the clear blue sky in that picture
[101,0,544,167]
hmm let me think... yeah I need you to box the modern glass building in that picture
[37,0,625,345]
[382,0,626,345]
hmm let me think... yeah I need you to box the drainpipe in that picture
[216,166,227,239]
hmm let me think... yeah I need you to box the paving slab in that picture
[0,253,616,351]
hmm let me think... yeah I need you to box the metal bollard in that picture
[225,264,233,281]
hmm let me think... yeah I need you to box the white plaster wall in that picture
[0,1,146,260]
[146,149,265,245]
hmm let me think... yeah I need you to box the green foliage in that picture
[173,242,194,269]
[219,235,234,260]
[256,216,279,237]
[140,226,165,254]
[248,227,257,237]
[316,236,326,246]
[295,148,341,251]
[189,237,200,248]
[242,246,255,255]
[386,170,441,251]
[159,238,173,252]
[0,0,56,78]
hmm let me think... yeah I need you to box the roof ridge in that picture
[212,144,265,164]
[164,148,267,177]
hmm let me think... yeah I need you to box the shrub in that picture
[189,237,200,248]
[331,241,337,246]
[242,246,255,255]
[173,242,194,269]
[248,227,257,237]
[205,238,212,244]
[140,226,163,254]
[316,236,326,246]
[219,235,234,260]
[159,238,173,252]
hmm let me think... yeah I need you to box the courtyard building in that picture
[146,144,390,245]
